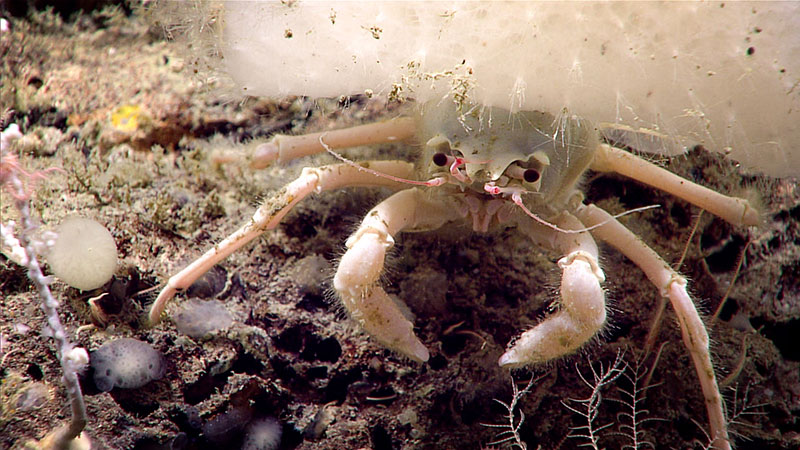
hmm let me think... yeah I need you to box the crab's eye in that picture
[523,168,540,183]
[432,152,448,167]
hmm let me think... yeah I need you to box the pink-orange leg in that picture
[577,203,731,450]
[148,161,414,325]
[591,143,759,227]
[251,117,416,168]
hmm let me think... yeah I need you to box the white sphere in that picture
[48,217,118,291]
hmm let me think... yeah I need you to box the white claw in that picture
[498,346,522,368]
[333,231,387,293]
[499,255,606,368]
[341,287,429,363]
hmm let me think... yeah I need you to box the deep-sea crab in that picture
[149,101,758,449]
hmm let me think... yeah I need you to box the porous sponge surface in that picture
[47,217,118,290]
[223,1,799,176]
[91,338,165,392]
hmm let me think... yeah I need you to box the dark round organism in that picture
[432,152,448,166]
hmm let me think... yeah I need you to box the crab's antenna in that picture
[515,193,660,234]
[485,182,659,234]
[318,135,446,187]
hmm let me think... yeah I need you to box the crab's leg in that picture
[148,161,414,326]
[591,143,759,227]
[333,187,460,362]
[499,212,606,367]
[251,117,417,168]
[576,203,730,450]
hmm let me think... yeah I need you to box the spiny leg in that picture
[149,161,414,326]
[577,203,730,450]
[499,212,606,367]
[333,187,460,362]
[591,143,759,227]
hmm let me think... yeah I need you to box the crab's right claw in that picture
[334,228,429,362]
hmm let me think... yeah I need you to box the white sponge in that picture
[221,1,799,176]
[173,299,233,339]
[243,417,282,450]
[47,217,118,291]
[91,338,165,392]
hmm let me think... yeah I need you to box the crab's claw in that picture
[334,228,430,362]
[499,210,607,368]
[340,285,430,363]
[499,252,606,367]
[334,188,458,363]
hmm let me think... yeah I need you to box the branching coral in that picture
[1,127,89,450]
